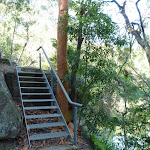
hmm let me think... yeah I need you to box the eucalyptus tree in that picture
[57,0,71,122]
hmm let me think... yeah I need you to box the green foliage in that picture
[91,135,118,150]
[49,52,57,70]
[68,0,126,46]
[0,0,35,61]
[66,1,150,149]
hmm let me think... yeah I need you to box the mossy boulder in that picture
[0,71,22,139]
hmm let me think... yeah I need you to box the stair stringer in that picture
[16,67,31,147]
[42,70,74,143]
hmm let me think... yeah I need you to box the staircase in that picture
[16,67,73,148]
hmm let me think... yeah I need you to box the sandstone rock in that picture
[0,71,22,139]
[68,122,74,130]
[77,125,82,135]
[22,145,29,150]
[4,66,20,101]
[68,122,74,138]
[70,145,79,150]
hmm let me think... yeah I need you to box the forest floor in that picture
[0,100,91,150]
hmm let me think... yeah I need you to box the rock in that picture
[22,145,29,150]
[0,71,22,139]
[9,60,19,67]
[37,144,80,150]
[68,122,74,138]
[0,58,11,65]
[77,125,82,135]
[70,145,79,150]
[0,139,15,150]
[4,66,20,101]
[68,122,74,130]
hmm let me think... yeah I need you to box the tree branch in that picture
[117,38,134,76]
[105,0,150,65]
[105,0,124,9]
[136,0,146,42]
[127,64,150,88]
[110,1,148,49]
[136,81,150,97]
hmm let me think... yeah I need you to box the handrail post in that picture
[51,69,53,92]
[39,52,41,69]
[74,106,77,145]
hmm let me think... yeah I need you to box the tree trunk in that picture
[0,52,1,62]
[18,23,29,64]
[122,114,128,150]
[57,0,72,123]
[11,21,17,56]
[70,34,83,102]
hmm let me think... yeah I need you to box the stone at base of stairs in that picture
[31,145,79,150]
[0,139,15,150]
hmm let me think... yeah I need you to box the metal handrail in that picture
[37,46,82,145]
[37,46,82,107]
